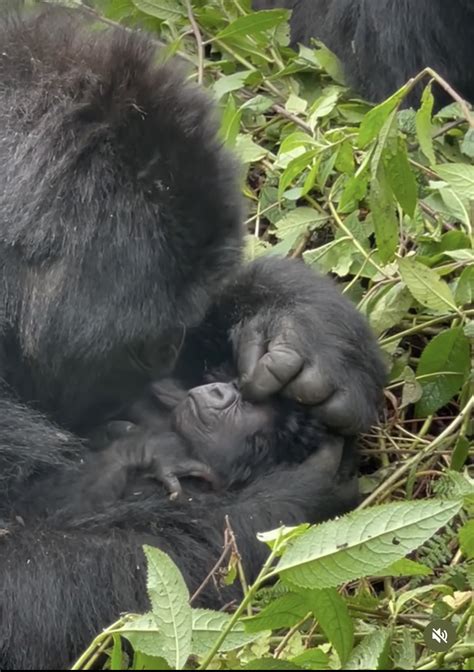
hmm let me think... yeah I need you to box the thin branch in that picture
[184,0,204,84]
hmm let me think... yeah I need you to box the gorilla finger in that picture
[308,436,344,478]
[315,388,365,434]
[282,362,334,405]
[235,323,266,384]
[159,472,182,499]
[177,460,218,486]
[241,347,303,402]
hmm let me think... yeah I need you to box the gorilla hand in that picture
[231,261,386,435]
[80,428,217,508]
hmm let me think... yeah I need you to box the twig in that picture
[274,612,312,658]
[184,0,204,84]
[190,529,233,605]
[358,395,474,509]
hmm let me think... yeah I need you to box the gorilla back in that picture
[253,0,474,106]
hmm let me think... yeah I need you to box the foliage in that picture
[49,0,473,669]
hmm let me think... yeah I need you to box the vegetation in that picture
[50,1,473,669]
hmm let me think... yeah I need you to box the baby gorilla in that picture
[84,372,347,507]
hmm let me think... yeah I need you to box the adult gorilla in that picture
[0,5,384,669]
[253,1,474,106]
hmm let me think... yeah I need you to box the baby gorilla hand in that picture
[81,427,216,508]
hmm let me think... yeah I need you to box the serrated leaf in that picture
[369,283,413,335]
[383,138,418,216]
[416,84,436,165]
[373,558,433,578]
[216,10,288,40]
[132,0,184,20]
[276,500,462,590]
[309,589,353,665]
[274,207,328,241]
[393,629,416,671]
[415,327,470,416]
[370,168,398,263]
[191,609,263,656]
[435,163,474,203]
[399,257,457,313]
[131,547,192,669]
[120,613,163,659]
[459,520,474,559]
[358,86,407,148]
[344,628,391,670]
[244,593,310,633]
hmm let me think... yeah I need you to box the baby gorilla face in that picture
[170,381,277,484]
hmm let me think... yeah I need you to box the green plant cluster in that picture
[45,1,473,669]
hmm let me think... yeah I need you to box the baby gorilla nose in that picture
[191,382,239,410]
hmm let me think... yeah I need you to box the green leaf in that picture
[235,134,268,164]
[415,327,470,416]
[309,589,353,665]
[383,138,418,216]
[369,283,413,335]
[274,207,328,241]
[335,141,355,176]
[191,609,264,656]
[399,257,457,313]
[216,10,288,40]
[242,660,301,671]
[459,520,474,559]
[120,613,164,660]
[219,94,242,147]
[435,163,474,203]
[344,628,391,670]
[291,649,330,670]
[244,593,310,633]
[132,0,184,20]
[373,558,433,578]
[130,547,192,669]
[451,436,470,471]
[276,500,462,590]
[213,71,252,100]
[279,150,318,198]
[415,84,436,165]
[455,266,474,306]
[370,167,398,263]
[393,629,417,671]
[358,86,407,148]
[461,128,474,159]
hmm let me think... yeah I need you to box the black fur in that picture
[0,5,385,669]
[253,0,474,105]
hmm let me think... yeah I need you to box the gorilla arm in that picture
[0,445,357,670]
[182,256,386,435]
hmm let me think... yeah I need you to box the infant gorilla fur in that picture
[81,370,354,506]
[0,5,385,670]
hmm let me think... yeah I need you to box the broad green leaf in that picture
[191,609,264,655]
[291,649,330,670]
[286,94,308,115]
[459,520,474,559]
[399,257,457,313]
[274,207,328,240]
[309,88,340,125]
[276,500,462,589]
[335,141,355,175]
[344,628,391,670]
[129,546,192,669]
[235,134,268,164]
[219,94,242,146]
[314,43,346,84]
[435,163,474,203]
[216,10,288,40]
[369,283,413,335]
[461,128,474,159]
[401,365,423,409]
[415,84,436,165]
[358,86,407,148]
[373,558,433,578]
[132,0,184,20]
[245,235,271,261]
[244,593,310,633]
[451,436,470,471]
[415,327,470,416]
[394,585,441,614]
[455,266,474,306]
[383,138,418,216]
[339,172,369,211]
[213,71,252,100]
[120,613,164,659]
[370,167,398,263]
[309,589,353,665]
[279,150,318,198]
